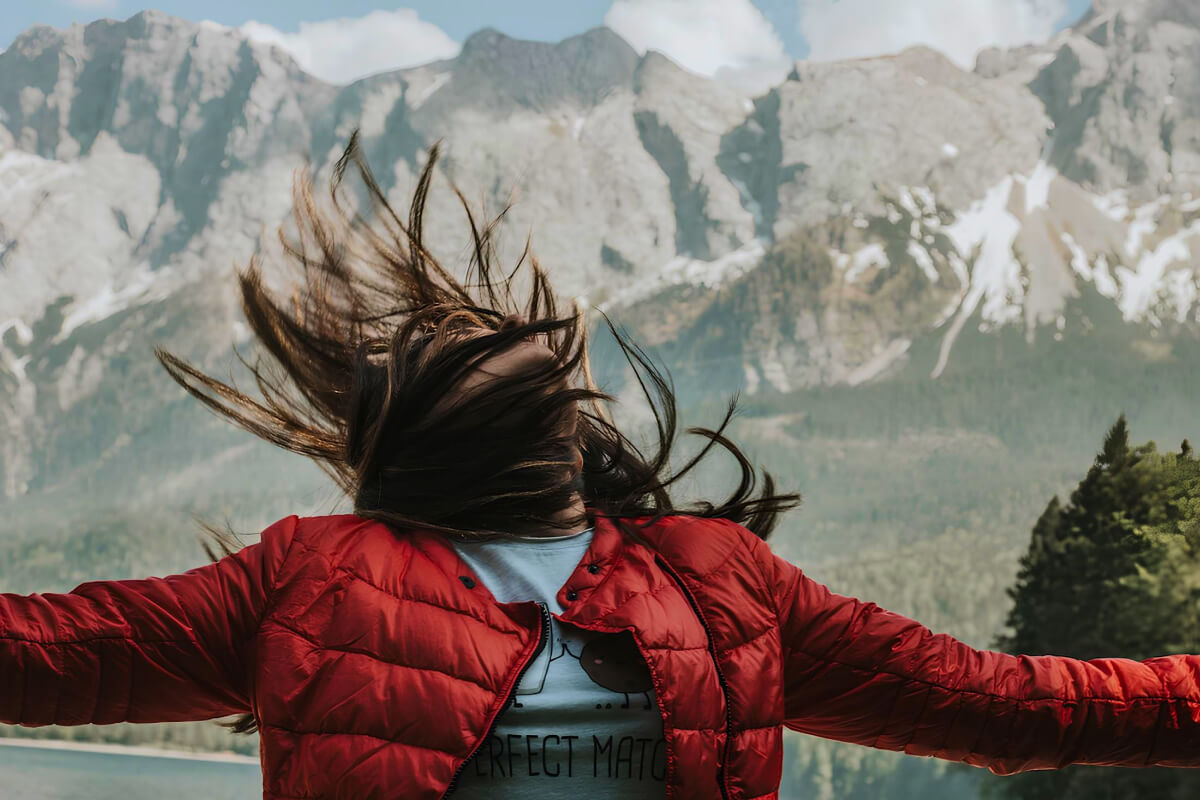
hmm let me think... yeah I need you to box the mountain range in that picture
[3,2,1200,509]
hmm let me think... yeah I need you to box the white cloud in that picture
[241,8,460,85]
[799,0,1069,70]
[605,0,791,91]
[61,0,118,9]
[714,59,794,95]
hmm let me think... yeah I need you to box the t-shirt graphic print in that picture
[450,529,666,799]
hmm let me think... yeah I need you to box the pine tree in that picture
[995,496,1064,656]
[992,417,1200,799]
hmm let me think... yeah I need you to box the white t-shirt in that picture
[448,528,667,798]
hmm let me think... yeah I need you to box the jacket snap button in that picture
[586,564,600,574]
[459,576,476,589]
[566,590,579,601]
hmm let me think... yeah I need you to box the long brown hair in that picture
[156,129,800,733]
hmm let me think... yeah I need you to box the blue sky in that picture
[0,1,1097,90]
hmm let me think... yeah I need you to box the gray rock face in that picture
[0,10,333,259]
[632,51,757,259]
[725,46,1047,239]
[434,26,639,115]
[5,5,1200,505]
[1034,1,1200,199]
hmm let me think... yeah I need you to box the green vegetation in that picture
[615,288,1200,798]
[987,418,1200,800]
[0,507,266,756]
[2,284,1200,795]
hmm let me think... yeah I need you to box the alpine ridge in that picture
[1,1,1197,504]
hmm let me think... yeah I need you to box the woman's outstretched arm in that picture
[0,514,299,726]
[744,533,1200,774]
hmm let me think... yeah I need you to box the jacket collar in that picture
[406,509,665,626]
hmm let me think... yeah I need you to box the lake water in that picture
[0,742,262,799]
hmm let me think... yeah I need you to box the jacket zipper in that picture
[441,601,551,798]
[655,554,733,800]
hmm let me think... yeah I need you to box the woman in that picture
[2,131,1200,800]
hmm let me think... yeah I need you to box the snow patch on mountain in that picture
[1124,198,1169,259]
[1117,220,1200,323]
[0,319,33,346]
[925,162,1200,375]
[407,71,451,110]
[1021,159,1055,214]
[845,338,912,386]
[945,177,1025,318]
[0,134,163,329]
[839,243,889,282]
[56,260,164,343]
[1091,190,1130,222]
[599,239,767,311]
[928,176,1024,378]
[907,241,939,283]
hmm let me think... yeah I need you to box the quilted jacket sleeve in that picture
[744,533,1200,775]
[0,514,299,726]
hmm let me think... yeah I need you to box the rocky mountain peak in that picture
[634,49,737,100]
[1087,0,1200,28]
[4,7,1200,510]
[448,25,638,112]
[1028,0,1200,199]
[0,10,332,260]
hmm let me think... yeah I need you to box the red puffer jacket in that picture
[3,511,1200,798]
